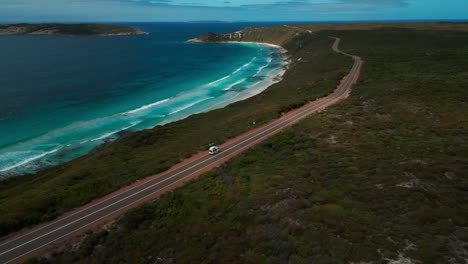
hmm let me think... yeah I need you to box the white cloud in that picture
[117,0,407,10]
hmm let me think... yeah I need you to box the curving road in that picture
[0,37,362,264]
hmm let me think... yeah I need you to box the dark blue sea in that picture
[0,22,289,177]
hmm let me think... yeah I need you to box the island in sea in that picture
[0,23,148,36]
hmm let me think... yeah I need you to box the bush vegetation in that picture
[27,27,468,263]
[0,32,350,236]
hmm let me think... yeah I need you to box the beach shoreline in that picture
[187,37,285,49]
[0,38,290,177]
[150,41,290,126]
[219,41,286,51]
[186,37,291,98]
[0,24,355,243]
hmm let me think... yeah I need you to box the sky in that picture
[1,0,467,22]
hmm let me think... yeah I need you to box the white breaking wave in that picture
[0,147,63,172]
[0,43,289,177]
[168,97,214,115]
[80,122,142,144]
[206,56,257,87]
[123,98,170,115]
[232,56,256,75]
[223,79,246,91]
[206,75,231,87]
[249,81,262,88]
[254,58,273,77]
[90,122,140,142]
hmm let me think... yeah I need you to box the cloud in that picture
[114,0,408,11]
[242,0,409,12]
[4,0,463,23]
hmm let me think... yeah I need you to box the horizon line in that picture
[1,19,468,24]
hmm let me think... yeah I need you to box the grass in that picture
[0,32,351,237]
[26,27,468,263]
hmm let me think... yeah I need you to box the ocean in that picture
[0,22,288,177]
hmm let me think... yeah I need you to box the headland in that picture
[0,23,148,36]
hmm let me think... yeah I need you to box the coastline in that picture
[0,35,360,263]
[188,38,285,50]
[218,41,285,51]
[196,40,289,109]
[1,23,467,264]
[0,38,289,177]
[0,24,148,36]
[0,26,355,242]
[186,38,290,103]
[136,41,290,128]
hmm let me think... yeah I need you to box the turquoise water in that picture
[0,23,287,177]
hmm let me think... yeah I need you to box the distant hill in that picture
[189,20,229,23]
[0,23,148,36]
[188,26,300,46]
[189,22,468,46]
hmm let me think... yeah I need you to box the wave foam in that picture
[206,56,257,87]
[0,147,63,172]
[81,122,141,144]
[206,75,230,87]
[1,43,289,177]
[232,57,256,75]
[224,79,246,91]
[123,99,170,115]
[169,97,214,115]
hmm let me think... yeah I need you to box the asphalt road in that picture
[0,37,362,264]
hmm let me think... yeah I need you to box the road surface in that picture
[0,37,362,264]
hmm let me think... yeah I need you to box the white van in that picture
[209,146,221,155]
